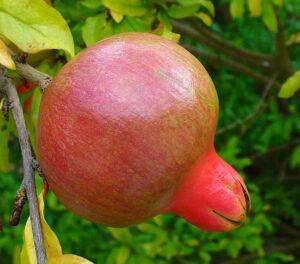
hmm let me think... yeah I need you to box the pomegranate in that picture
[37,33,250,232]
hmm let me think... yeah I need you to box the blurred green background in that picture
[1,0,300,263]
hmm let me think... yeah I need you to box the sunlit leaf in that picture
[0,0,74,57]
[82,14,107,46]
[20,193,93,263]
[102,0,149,17]
[114,17,149,33]
[230,0,244,19]
[48,254,93,264]
[177,0,215,16]
[167,4,200,19]
[290,145,300,168]
[0,38,16,70]
[108,228,133,243]
[152,21,180,42]
[80,0,102,9]
[278,71,300,98]
[115,246,130,264]
[287,32,300,46]
[196,12,212,26]
[111,10,124,23]
[262,3,277,32]
[248,0,262,16]
[20,193,62,264]
[272,0,283,7]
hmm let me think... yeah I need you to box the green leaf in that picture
[0,116,10,172]
[196,12,212,26]
[114,17,149,33]
[102,0,149,17]
[262,3,277,32]
[0,0,74,57]
[115,246,130,264]
[287,32,300,46]
[167,4,201,19]
[230,0,244,19]
[248,0,262,16]
[290,145,300,168]
[82,14,107,46]
[272,0,283,7]
[278,71,300,98]
[177,0,215,16]
[108,228,133,243]
[80,0,102,9]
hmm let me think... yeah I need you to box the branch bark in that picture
[9,50,52,91]
[172,19,275,70]
[184,44,281,89]
[0,68,46,263]
[276,20,294,78]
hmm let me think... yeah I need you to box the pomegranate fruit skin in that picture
[37,33,249,231]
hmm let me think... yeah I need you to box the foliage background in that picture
[0,0,300,263]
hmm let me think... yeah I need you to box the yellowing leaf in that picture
[262,3,277,32]
[177,0,215,16]
[20,193,62,264]
[196,12,212,26]
[287,32,300,46]
[230,0,244,19]
[0,0,74,57]
[0,38,15,70]
[278,71,300,98]
[272,0,283,7]
[20,193,93,263]
[111,10,124,23]
[248,0,262,16]
[48,254,93,264]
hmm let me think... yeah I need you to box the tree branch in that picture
[249,138,300,160]
[0,69,46,263]
[184,44,281,89]
[216,73,278,135]
[9,50,52,91]
[275,20,294,78]
[172,19,275,70]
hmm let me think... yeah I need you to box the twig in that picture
[249,138,300,160]
[0,70,46,263]
[9,186,27,226]
[216,73,278,135]
[8,49,52,91]
[184,45,281,89]
[276,19,294,78]
[255,175,300,185]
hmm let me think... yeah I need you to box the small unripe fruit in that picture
[37,33,250,231]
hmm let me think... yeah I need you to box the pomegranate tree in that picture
[37,33,250,232]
